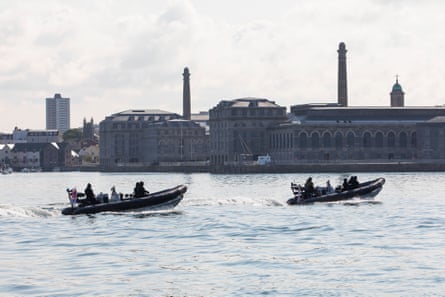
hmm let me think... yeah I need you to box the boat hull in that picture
[287,178,385,205]
[62,184,187,215]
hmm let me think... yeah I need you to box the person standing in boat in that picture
[110,186,120,202]
[326,180,334,194]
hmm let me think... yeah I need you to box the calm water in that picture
[0,172,444,296]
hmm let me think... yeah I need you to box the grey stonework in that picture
[99,109,208,169]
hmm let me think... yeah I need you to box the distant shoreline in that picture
[56,162,445,174]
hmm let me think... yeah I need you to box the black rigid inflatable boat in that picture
[62,184,187,215]
[287,178,385,205]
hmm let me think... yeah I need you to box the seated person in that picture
[78,183,99,205]
[304,177,315,198]
[134,181,150,198]
[348,176,360,189]
[342,178,349,191]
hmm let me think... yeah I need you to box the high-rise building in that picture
[46,93,70,133]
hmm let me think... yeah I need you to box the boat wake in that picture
[183,196,284,207]
[327,198,383,206]
[0,204,59,217]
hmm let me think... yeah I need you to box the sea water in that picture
[0,172,444,296]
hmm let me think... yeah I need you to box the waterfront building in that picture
[209,97,287,166]
[99,67,210,170]
[208,42,445,171]
[269,104,445,164]
[46,93,70,133]
[1,128,61,144]
[8,142,78,171]
[265,42,445,165]
[0,144,14,166]
[99,109,208,168]
[0,133,13,144]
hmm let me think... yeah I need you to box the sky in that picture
[1,0,445,132]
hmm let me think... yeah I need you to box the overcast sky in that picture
[1,0,444,132]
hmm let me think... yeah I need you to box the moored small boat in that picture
[62,184,187,215]
[287,177,385,205]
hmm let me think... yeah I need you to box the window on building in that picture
[323,132,331,148]
[399,132,408,147]
[388,132,396,147]
[299,132,307,149]
[375,132,384,148]
[311,132,320,149]
[411,132,417,148]
[363,132,372,147]
[335,133,342,149]
[347,132,355,148]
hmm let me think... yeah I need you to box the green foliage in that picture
[63,129,83,141]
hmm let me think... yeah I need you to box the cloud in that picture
[1,0,445,132]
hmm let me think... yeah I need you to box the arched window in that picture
[299,132,308,149]
[399,132,407,147]
[311,132,320,149]
[375,132,384,148]
[388,132,395,147]
[323,132,331,148]
[347,132,355,148]
[411,132,417,147]
[363,132,372,147]
[335,132,343,149]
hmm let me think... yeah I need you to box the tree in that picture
[63,129,83,142]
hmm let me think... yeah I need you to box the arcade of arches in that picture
[269,129,418,163]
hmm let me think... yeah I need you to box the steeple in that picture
[337,42,348,107]
[182,67,191,120]
[390,75,405,107]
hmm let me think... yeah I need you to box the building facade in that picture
[209,97,287,166]
[0,128,61,144]
[269,105,445,164]
[99,109,208,169]
[46,93,70,133]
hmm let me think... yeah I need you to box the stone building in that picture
[146,120,208,164]
[99,109,208,169]
[209,42,445,171]
[269,104,445,164]
[209,97,287,166]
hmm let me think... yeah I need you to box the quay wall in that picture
[62,162,445,173]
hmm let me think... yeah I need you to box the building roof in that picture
[104,109,182,122]
[0,144,14,150]
[391,78,404,92]
[155,119,203,128]
[12,143,59,152]
[212,97,283,109]
[290,105,445,124]
[114,109,177,116]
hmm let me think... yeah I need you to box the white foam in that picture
[183,196,283,207]
[0,204,59,217]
